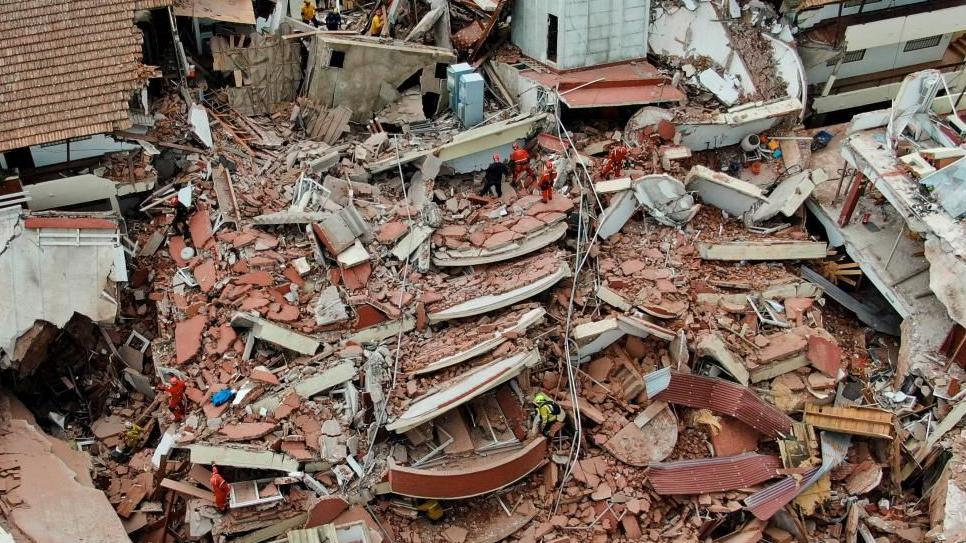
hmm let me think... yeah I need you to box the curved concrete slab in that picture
[388,437,547,499]
[433,222,568,267]
[428,261,570,322]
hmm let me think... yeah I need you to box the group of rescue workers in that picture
[479,141,629,202]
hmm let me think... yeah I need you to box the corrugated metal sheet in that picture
[647,453,782,495]
[744,432,851,519]
[653,373,794,437]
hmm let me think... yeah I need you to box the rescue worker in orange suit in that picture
[479,153,509,198]
[211,465,230,512]
[538,160,556,204]
[599,144,629,179]
[509,142,535,188]
[157,375,187,422]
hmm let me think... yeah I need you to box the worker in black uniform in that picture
[479,153,509,198]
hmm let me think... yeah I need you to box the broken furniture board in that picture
[414,307,545,374]
[387,349,540,433]
[685,165,767,217]
[231,312,321,356]
[803,404,894,439]
[433,221,568,267]
[161,478,215,502]
[428,262,571,322]
[697,241,827,261]
[185,445,299,472]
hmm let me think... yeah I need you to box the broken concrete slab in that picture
[697,241,827,261]
[697,333,750,385]
[313,286,349,326]
[685,165,768,217]
[573,318,625,359]
[597,190,639,240]
[698,69,740,106]
[433,222,568,267]
[414,307,545,375]
[387,349,540,433]
[349,316,416,343]
[428,262,570,322]
[231,312,321,356]
[632,174,700,227]
[391,224,434,262]
[752,170,818,222]
[185,444,299,472]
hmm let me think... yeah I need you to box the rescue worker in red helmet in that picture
[156,375,187,422]
[599,144,629,179]
[538,160,556,204]
[509,142,535,188]
[211,465,230,511]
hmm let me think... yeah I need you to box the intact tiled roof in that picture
[0,0,160,152]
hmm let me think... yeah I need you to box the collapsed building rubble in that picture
[0,0,965,542]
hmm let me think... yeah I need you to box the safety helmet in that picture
[492,153,501,162]
[533,392,551,405]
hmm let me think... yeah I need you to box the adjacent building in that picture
[783,0,966,119]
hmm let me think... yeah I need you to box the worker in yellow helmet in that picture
[416,499,445,522]
[533,392,566,437]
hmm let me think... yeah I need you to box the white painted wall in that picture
[803,33,954,84]
[811,68,966,113]
[843,4,966,51]
[791,0,926,30]
[511,0,649,69]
